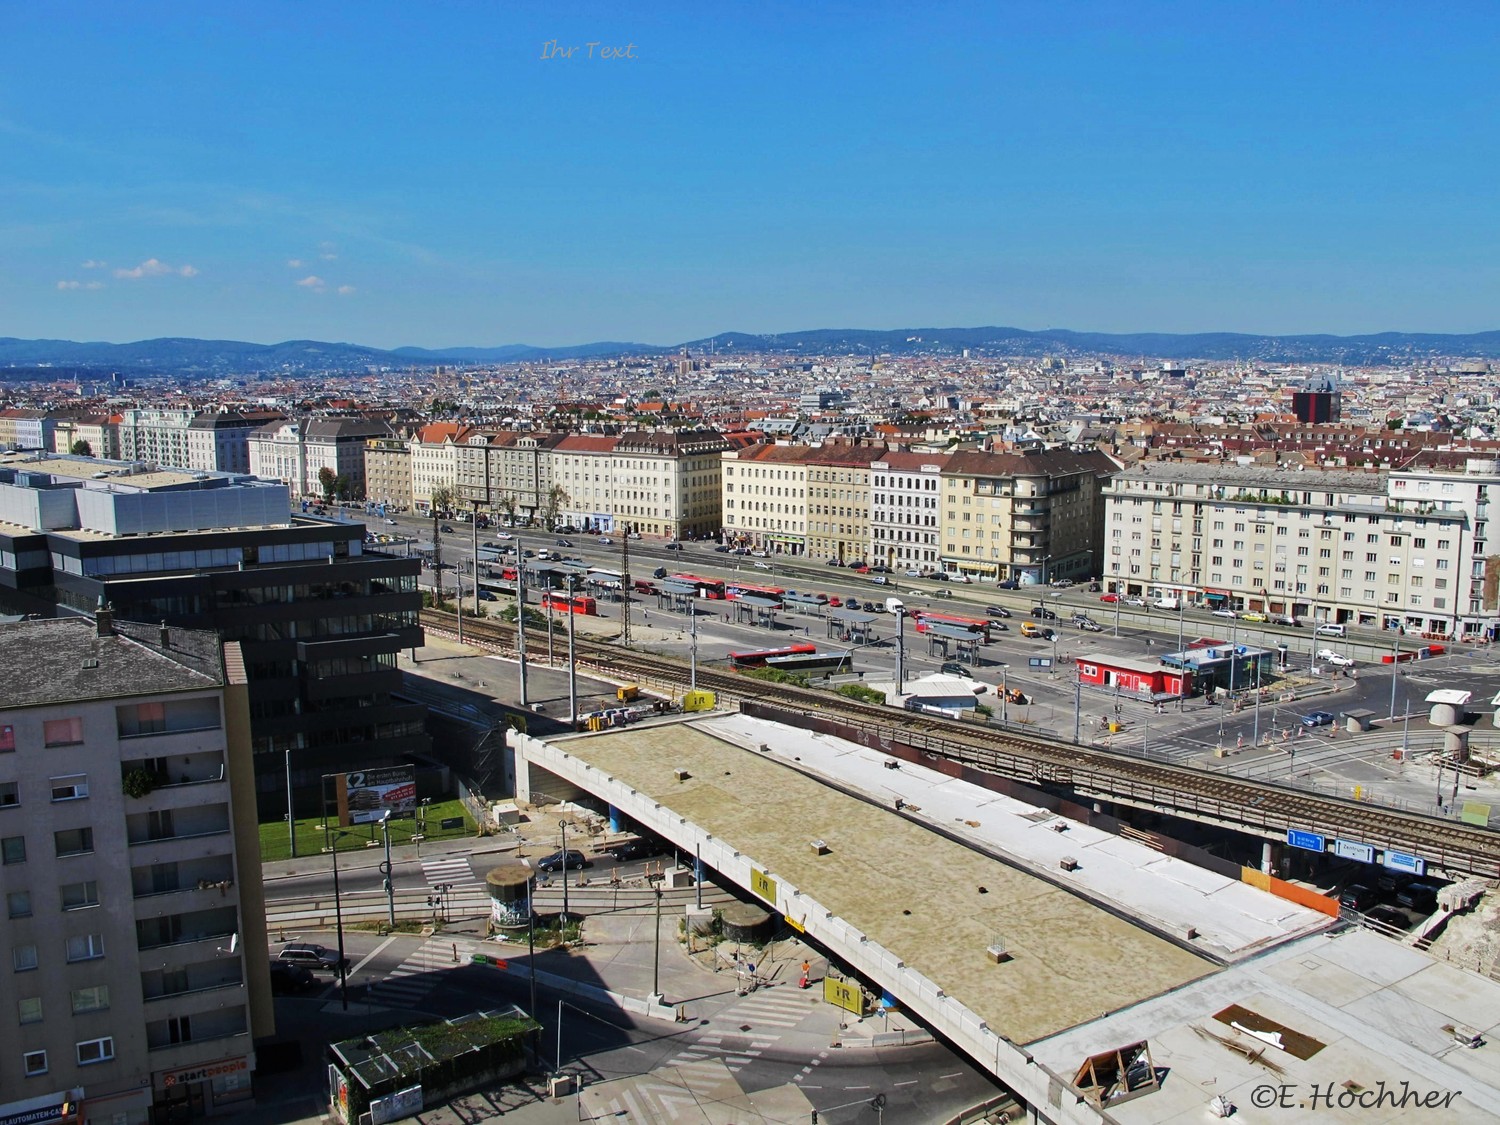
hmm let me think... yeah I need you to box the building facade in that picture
[0,615,271,1125]
[364,436,414,512]
[248,417,391,499]
[805,441,878,565]
[50,415,121,461]
[118,409,194,468]
[1100,458,1500,638]
[184,411,278,475]
[720,443,813,554]
[870,450,950,571]
[939,448,1114,583]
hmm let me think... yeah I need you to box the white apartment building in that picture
[248,416,388,499]
[0,615,271,1125]
[871,450,950,570]
[408,423,466,512]
[118,408,194,469]
[1102,458,1500,638]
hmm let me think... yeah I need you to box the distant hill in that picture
[2,324,1499,377]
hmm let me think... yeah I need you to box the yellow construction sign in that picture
[681,690,716,712]
[823,976,865,1015]
[750,867,777,904]
[784,914,805,933]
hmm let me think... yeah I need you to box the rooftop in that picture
[0,615,223,709]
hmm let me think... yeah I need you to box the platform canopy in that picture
[736,594,782,609]
[925,623,984,641]
[830,606,878,624]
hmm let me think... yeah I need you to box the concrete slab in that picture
[1389,961,1500,1034]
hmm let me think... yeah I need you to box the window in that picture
[43,718,83,747]
[70,985,109,1014]
[13,944,38,971]
[0,781,16,808]
[23,1050,47,1077]
[54,828,92,857]
[76,1037,114,1065]
[0,725,12,752]
[18,996,41,1024]
[1,836,23,864]
[49,776,87,802]
[61,880,99,911]
[65,933,105,962]
[8,889,32,918]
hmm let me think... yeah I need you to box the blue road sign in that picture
[1382,850,1426,876]
[1286,829,1326,853]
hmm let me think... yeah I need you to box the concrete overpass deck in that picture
[514,712,1325,1047]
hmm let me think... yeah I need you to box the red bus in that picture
[668,574,726,599]
[501,566,518,581]
[913,610,991,641]
[728,643,817,669]
[542,591,597,616]
[725,581,787,602]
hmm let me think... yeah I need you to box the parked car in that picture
[750,549,769,557]
[861,600,878,613]
[1123,596,1147,607]
[277,943,349,974]
[477,589,497,601]
[1030,607,1058,620]
[268,961,318,994]
[827,596,842,607]
[1211,608,1238,619]
[1098,593,1119,603]
[1396,882,1440,913]
[996,579,1018,590]
[904,568,923,577]
[931,572,951,582]
[1240,611,1268,623]
[931,588,954,598]
[985,605,1012,618]
[940,662,973,677]
[1274,614,1301,626]
[1366,905,1413,930]
[555,538,574,547]
[1339,884,1376,911]
[851,563,871,574]
[870,565,892,574]
[1315,623,1347,637]
[536,850,590,873]
[1317,649,1354,667]
[1300,710,1336,727]
[652,566,668,578]
[1050,578,1075,588]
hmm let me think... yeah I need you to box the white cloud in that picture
[86,280,103,290]
[296,275,326,291]
[80,259,106,269]
[56,280,81,290]
[336,284,356,295]
[114,257,198,280]
[318,240,338,261]
[287,258,304,268]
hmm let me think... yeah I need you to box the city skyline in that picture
[5,2,1499,347]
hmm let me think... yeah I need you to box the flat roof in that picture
[548,718,1217,1044]
[1427,689,1474,705]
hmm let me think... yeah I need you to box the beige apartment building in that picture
[720,443,814,554]
[51,415,120,461]
[408,423,466,512]
[364,436,413,512]
[0,615,271,1125]
[1102,458,1500,638]
[611,430,731,540]
[939,447,1114,583]
[805,440,880,564]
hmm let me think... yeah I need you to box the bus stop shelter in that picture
[657,580,698,614]
[829,606,878,644]
[733,594,783,628]
[922,622,984,663]
[783,592,827,617]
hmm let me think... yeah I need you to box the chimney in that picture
[159,620,170,649]
[95,597,114,638]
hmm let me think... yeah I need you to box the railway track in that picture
[421,609,1500,877]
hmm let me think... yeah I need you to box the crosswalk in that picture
[419,853,475,888]
[364,935,477,1010]
[648,983,822,1077]
[581,1058,738,1121]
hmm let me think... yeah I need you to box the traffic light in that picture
[809,1113,817,1124]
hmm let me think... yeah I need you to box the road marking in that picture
[940,1072,963,1079]
[895,1079,918,1087]
[351,934,399,976]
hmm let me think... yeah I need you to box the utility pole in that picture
[558,820,571,922]
[380,811,395,929]
[690,598,699,690]
[894,607,906,694]
[621,527,632,648]
[431,508,442,601]
[1073,673,1082,744]
[516,533,529,706]
[471,502,481,616]
[566,577,578,725]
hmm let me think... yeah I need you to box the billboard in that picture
[335,767,416,825]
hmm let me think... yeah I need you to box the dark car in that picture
[652,566,668,578]
[1366,905,1412,930]
[606,838,665,862]
[665,542,684,551]
[1087,582,1102,592]
[826,557,843,566]
[536,849,590,873]
[277,943,349,974]
[1300,710,1335,728]
[940,662,973,677]
[440,524,455,534]
[990,621,1009,631]
[556,538,574,547]
[268,961,318,994]
[1396,882,1440,913]
[931,588,954,598]
[476,589,497,601]
[996,579,1019,590]
[930,572,950,581]
[861,600,878,613]
[714,545,731,553]
[985,605,1012,618]
[1339,884,1376,911]
[870,565,892,574]
[1030,607,1058,620]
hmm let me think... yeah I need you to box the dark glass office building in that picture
[0,453,427,813]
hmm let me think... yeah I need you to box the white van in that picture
[1314,623,1346,638]
[1152,597,1180,611]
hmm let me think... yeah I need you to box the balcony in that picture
[126,805,232,850]
[141,959,245,1003]
[136,906,239,954]
[133,854,237,902]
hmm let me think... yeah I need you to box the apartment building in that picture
[118,408,194,468]
[552,435,619,531]
[720,443,814,554]
[364,437,413,512]
[0,615,271,1125]
[247,416,391,499]
[805,440,880,564]
[939,447,1114,583]
[610,430,731,540]
[408,423,466,512]
[0,454,428,813]
[50,415,120,461]
[871,450,951,571]
[0,409,58,453]
[184,410,278,476]
[1101,458,1500,638]
[487,433,564,523]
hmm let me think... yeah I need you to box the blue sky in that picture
[3,1,1497,348]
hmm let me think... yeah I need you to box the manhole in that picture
[739,1024,752,1032]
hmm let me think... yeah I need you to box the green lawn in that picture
[257,798,478,863]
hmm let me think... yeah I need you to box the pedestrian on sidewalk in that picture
[800,959,812,989]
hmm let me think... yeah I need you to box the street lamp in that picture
[326,829,357,1010]
[566,576,578,724]
[558,819,572,923]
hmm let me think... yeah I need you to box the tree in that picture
[69,439,93,457]
[334,474,352,500]
[540,484,570,530]
[496,493,519,527]
[429,482,456,517]
[318,466,337,501]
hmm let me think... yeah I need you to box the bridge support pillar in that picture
[609,805,624,834]
[1261,839,1275,875]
